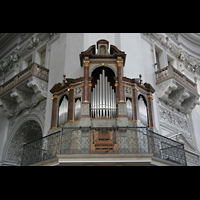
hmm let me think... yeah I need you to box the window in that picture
[155,52,161,70]
[154,45,166,70]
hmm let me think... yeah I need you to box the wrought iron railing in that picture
[21,127,187,166]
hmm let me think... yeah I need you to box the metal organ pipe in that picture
[91,70,116,118]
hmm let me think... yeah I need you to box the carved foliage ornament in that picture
[159,106,191,136]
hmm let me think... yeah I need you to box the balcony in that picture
[21,127,187,166]
[0,63,49,118]
[155,65,200,113]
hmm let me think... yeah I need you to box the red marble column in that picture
[117,60,125,102]
[83,60,90,102]
[67,86,74,122]
[147,94,156,128]
[51,95,58,128]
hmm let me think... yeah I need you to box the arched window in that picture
[138,94,148,126]
[58,95,68,127]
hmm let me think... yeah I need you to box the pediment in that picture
[80,40,126,67]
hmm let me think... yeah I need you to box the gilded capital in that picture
[83,60,90,67]
[117,60,123,67]
[147,94,154,100]
[132,86,139,92]
[68,86,74,91]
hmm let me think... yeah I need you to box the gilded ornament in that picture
[116,60,123,67]
[83,60,90,67]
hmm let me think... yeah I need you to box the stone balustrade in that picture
[0,63,49,95]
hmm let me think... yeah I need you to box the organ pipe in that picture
[91,70,116,118]
[74,99,81,120]
[58,96,68,126]
[126,99,133,120]
[138,96,148,125]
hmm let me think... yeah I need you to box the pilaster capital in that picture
[132,86,139,92]
[147,94,154,100]
[83,60,90,67]
[116,60,123,67]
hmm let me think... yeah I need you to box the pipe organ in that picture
[91,70,116,118]
[50,39,156,130]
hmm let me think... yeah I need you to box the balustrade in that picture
[155,65,197,93]
[0,63,49,95]
[21,127,187,166]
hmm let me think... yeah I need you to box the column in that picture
[67,86,74,122]
[116,59,127,121]
[147,94,156,129]
[51,95,58,129]
[81,59,90,119]
[83,59,90,102]
[116,59,125,102]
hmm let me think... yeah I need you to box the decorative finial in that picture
[139,74,144,86]
[139,74,142,84]
[62,74,66,86]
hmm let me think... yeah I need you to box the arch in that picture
[89,64,117,77]
[2,112,44,166]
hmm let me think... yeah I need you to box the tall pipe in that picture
[91,91,94,118]
[94,85,97,118]
[108,82,111,118]
[114,92,116,118]
[105,76,108,117]
[99,74,102,117]
[97,80,100,118]
[102,70,105,117]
